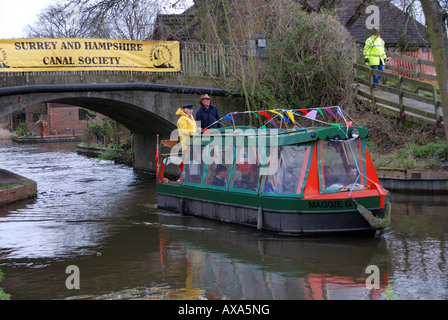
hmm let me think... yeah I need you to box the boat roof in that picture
[189,125,369,147]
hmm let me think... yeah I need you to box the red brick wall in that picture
[48,104,87,136]
[16,103,130,138]
[0,173,37,206]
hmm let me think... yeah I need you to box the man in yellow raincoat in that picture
[176,104,198,150]
[363,28,389,84]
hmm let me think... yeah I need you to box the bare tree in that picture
[419,0,448,141]
[109,0,160,40]
[25,0,165,40]
[24,2,105,38]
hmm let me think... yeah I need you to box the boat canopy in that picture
[157,107,382,199]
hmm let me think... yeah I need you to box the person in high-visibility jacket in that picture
[176,104,198,151]
[363,28,389,84]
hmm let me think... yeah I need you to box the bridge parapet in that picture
[0,71,223,89]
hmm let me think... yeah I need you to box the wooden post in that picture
[368,68,376,108]
[414,57,420,93]
[398,75,405,123]
[433,85,442,125]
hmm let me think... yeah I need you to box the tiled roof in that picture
[300,0,427,46]
[153,1,427,46]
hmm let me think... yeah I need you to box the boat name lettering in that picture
[308,200,353,209]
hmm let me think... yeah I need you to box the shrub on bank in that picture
[0,270,11,300]
[261,7,357,109]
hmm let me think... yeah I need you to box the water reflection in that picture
[385,193,448,300]
[0,141,447,300]
[156,214,392,300]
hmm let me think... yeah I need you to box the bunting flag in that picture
[323,107,337,119]
[316,108,324,118]
[208,106,355,131]
[256,110,272,119]
[304,109,318,120]
[336,106,345,120]
[256,110,278,128]
[268,119,278,128]
[269,110,291,123]
[282,109,295,124]
[222,114,236,123]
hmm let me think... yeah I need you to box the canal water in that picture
[0,141,447,300]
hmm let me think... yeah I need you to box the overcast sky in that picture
[0,0,193,40]
[0,0,54,39]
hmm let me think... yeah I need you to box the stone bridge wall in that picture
[0,74,244,171]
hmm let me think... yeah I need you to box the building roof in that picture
[152,12,197,41]
[153,1,427,47]
[300,0,427,46]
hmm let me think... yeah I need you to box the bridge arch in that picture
[0,83,244,171]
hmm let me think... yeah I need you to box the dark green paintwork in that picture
[157,182,381,213]
[157,125,381,215]
[189,126,369,147]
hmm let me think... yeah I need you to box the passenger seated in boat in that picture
[232,170,243,188]
[240,171,254,190]
[212,164,228,187]
[270,167,296,193]
[263,174,282,193]
[263,179,275,193]
[344,165,359,185]
[324,166,342,189]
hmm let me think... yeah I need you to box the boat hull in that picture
[157,187,387,236]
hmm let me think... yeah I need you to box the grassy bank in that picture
[348,99,447,170]
[0,270,10,300]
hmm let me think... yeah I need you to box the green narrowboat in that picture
[156,107,391,236]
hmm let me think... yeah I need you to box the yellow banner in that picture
[0,38,180,72]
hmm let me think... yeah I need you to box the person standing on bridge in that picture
[195,94,222,131]
[363,28,390,85]
[176,104,197,151]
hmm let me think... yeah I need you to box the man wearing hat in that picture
[363,28,390,84]
[212,164,228,187]
[176,104,197,150]
[195,94,222,130]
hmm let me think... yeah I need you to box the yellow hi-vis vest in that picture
[363,35,387,66]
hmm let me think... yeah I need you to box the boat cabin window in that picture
[203,145,233,188]
[181,145,205,184]
[230,146,260,192]
[261,145,311,195]
[319,139,364,192]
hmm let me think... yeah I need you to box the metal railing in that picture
[0,42,244,79]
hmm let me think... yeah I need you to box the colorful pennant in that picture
[323,107,337,119]
[209,106,355,130]
[304,109,318,120]
[222,114,235,123]
[269,110,291,123]
[282,109,295,124]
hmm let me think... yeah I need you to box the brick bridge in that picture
[0,72,244,171]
